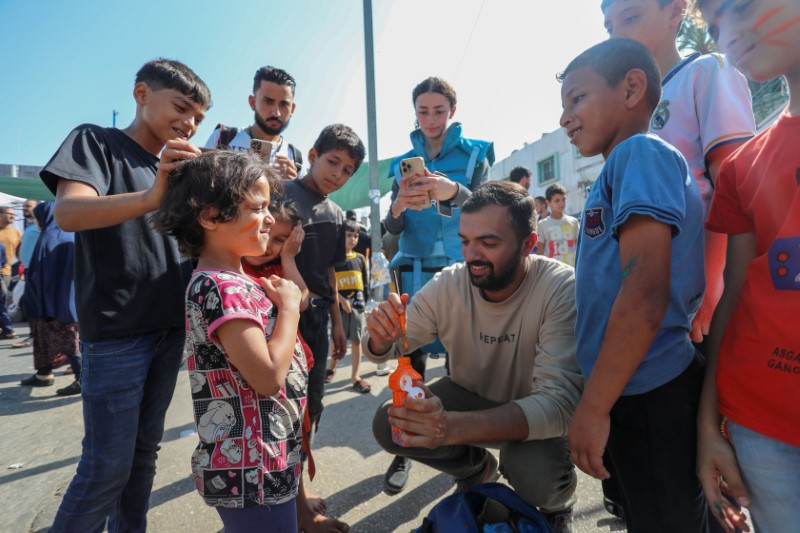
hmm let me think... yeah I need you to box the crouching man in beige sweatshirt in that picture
[364,181,582,530]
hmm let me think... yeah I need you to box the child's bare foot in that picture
[300,482,327,515]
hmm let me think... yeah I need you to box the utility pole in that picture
[112,109,119,128]
[362,0,381,264]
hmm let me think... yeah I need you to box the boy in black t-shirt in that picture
[39,59,210,533]
[283,124,364,528]
[284,124,365,426]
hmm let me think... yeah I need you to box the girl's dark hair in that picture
[151,150,278,259]
[412,77,457,108]
[268,193,302,226]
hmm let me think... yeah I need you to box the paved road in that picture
[1,324,626,532]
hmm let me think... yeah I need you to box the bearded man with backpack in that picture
[205,65,304,180]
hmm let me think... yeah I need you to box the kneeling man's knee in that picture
[372,401,394,452]
[500,437,576,512]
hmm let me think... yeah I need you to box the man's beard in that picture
[255,112,288,136]
[467,245,522,292]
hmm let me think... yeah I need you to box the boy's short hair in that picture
[534,196,547,205]
[135,59,212,109]
[312,124,366,170]
[462,181,536,243]
[268,193,301,226]
[557,38,662,114]
[344,219,360,234]
[253,66,296,95]
[509,166,532,183]
[152,151,277,259]
[545,183,568,201]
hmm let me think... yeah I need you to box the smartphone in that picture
[250,139,277,160]
[400,156,431,209]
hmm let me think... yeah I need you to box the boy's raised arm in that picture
[328,265,346,360]
[568,214,672,479]
[54,139,199,232]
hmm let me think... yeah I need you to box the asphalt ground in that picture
[1,323,627,532]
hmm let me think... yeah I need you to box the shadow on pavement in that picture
[573,501,626,531]
[0,390,82,416]
[149,475,195,509]
[0,455,79,484]
[161,422,196,444]
[0,372,32,384]
[322,474,384,516]
[346,473,452,532]
[314,408,387,460]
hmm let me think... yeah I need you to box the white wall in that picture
[490,128,604,215]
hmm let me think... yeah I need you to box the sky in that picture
[0,0,609,168]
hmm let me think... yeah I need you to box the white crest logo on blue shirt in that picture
[583,208,606,239]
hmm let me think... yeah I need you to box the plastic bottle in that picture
[388,356,423,447]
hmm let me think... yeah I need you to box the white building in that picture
[489,128,603,216]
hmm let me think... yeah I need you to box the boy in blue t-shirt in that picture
[560,39,707,532]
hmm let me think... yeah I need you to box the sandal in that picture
[10,340,31,349]
[20,374,54,387]
[325,369,335,383]
[1,331,18,340]
[352,379,371,394]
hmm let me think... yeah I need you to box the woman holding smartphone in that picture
[379,76,494,494]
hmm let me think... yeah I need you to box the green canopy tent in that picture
[328,158,394,211]
[0,157,396,210]
[0,177,55,201]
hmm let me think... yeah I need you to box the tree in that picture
[677,13,717,54]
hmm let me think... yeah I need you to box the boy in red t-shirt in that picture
[695,1,800,532]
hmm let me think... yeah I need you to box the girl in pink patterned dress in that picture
[153,151,306,532]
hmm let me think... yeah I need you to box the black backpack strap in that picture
[217,124,239,149]
[289,143,303,171]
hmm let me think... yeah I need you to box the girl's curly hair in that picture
[151,150,281,259]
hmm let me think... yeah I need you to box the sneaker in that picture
[454,452,499,493]
[375,363,393,376]
[384,456,412,494]
[56,380,82,396]
[543,506,574,533]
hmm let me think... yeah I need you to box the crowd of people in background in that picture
[7,0,797,532]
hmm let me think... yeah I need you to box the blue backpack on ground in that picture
[414,483,554,533]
